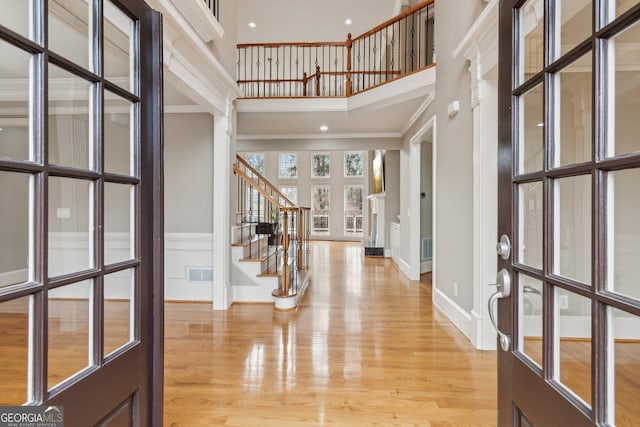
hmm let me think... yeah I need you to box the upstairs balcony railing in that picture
[204,0,219,21]
[237,0,435,98]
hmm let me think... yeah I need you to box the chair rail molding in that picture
[453,0,498,351]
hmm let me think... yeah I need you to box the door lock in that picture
[496,234,511,260]
[488,268,511,351]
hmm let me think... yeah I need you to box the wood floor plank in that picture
[164,241,498,426]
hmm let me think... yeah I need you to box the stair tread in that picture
[239,246,280,262]
[232,235,267,247]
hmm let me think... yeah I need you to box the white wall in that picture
[164,113,216,301]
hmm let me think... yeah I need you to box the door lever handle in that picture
[488,268,511,351]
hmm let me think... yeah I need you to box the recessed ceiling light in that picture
[320,125,329,132]
[344,18,352,25]
[0,127,3,131]
[248,21,257,28]
[536,122,544,127]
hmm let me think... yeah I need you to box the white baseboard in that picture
[384,249,391,258]
[420,259,432,274]
[0,269,28,288]
[433,287,474,342]
[391,254,411,279]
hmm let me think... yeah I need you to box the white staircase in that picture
[230,223,280,303]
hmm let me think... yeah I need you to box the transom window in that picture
[279,153,297,178]
[345,151,364,177]
[311,153,330,178]
[245,153,265,174]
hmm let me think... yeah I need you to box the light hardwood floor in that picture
[164,241,498,426]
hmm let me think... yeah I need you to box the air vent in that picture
[187,267,213,282]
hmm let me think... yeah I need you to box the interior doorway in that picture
[409,117,436,280]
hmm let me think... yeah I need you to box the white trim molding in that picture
[453,0,499,350]
[147,0,241,116]
[433,287,474,342]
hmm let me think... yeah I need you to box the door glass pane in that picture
[609,0,640,22]
[0,41,33,161]
[608,21,640,158]
[0,296,30,405]
[104,269,134,357]
[556,52,592,167]
[519,84,544,174]
[518,182,543,269]
[609,168,640,301]
[104,92,134,176]
[104,0,135,94]
[48,0,90,70]
[609,306,640,425]
[518,275,543,368]
[48,177,93,277]
[556,287,592,406]
[0,172,31,287]
[105,183,133,265]
[519,0,545,83]
[556,0,591,59]
[0,0,33,41]
[48,280,92,389]
[554,175,592,285]
[49,64,93,170]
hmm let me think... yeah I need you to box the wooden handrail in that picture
[238,41,347,48]
[235,155,296,207]
[233,165,283,209]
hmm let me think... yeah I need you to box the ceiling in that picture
[236,0,402,44]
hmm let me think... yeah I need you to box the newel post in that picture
[297,208,304,271]
[346,33,352,96]
[281,209,290,294]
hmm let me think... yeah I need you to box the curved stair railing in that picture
[233,155,311,303]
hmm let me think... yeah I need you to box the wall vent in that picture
[187,267,213,282]
[421,238,433,261]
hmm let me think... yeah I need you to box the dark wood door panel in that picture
[46,346,143,427]
[512,358,592,427]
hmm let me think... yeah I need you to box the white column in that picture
[212,98,234,310]
[470,73,499,350]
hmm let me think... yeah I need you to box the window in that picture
[311,152,330,178]
[311,186,330,235]
[280,186,298,205]
[344,185,363,236]
[345,151,364,177]
[279,153,297,178]
[245,153,264,175]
